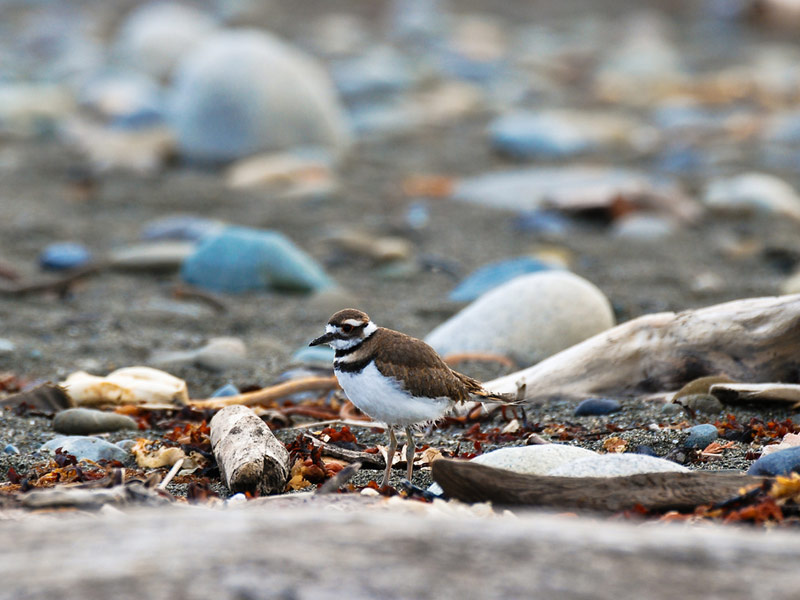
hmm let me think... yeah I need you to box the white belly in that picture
[335,362,451,427]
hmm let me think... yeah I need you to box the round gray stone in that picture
[684,424,718,449]
[425,271,614,365]
[547,453,689,477]
[53,408,139,435]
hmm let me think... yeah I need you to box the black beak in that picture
[309,332,335,346]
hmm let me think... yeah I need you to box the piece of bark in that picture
[710,382,800,407]
[210,405,290,495]
[303,433,386,469]
[0,383,70,413]
[431,458,766,512]
[485,294,800,401]
[190,376,339,409]
[3,505,800,600]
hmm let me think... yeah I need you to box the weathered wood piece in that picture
[190,375,339,409]
[710,382,800,407]
[485,294,800,401]
[303,433,386,469]
[209,405,290,495]
[2,505,800,600]
[431,458,766,512]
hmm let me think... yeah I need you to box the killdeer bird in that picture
[309,308,511,487]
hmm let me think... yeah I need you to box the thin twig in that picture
[0,262,107,296]
[157,459,185,490]
[189,376,340,409]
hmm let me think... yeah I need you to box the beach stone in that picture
[150,337,247,371]
[53,408,138,435]
[114,2,218,81]
[115,439,137,452]
[660,401,683,415]
[574,398,621,417]
[747,446,800,476]
[169,29,350,163]
[452,166,667,212]
[448,256,558,302]
[211,383,240,398]
[331,47,414,102]
[703,173,800,221]
[472,444,598,474]
[79,70,164,125]
[292,345,336,366]
[181,226,334,294]
[548,453,689,477]
[39,242,92,271]
[40,436,131,464]
[684,424,718,449]
[490,112,594,159]
[428,444,598,496]
[140,215,226,242]
[426,271,614,365]
[0,339,16,354]
[680,394,724,415]
[512,210,572,235]
[4,444,19,455]
[611,214,677,241]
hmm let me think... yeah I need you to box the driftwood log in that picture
[209,405,290,494]
[2,505,800,600]
[486,294,800,401]
[431,458,765,512]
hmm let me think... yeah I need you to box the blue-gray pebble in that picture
[39,242,92,271]
[449,256,557,302]
[574,398,621,416]
[747,446,800,476]
[684,424,718,448]
[211,383,240,397]
[181,226,335,294]
[4,444,19,455]
[40,436,131,464]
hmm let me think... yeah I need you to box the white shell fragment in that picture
[61,366,189,407]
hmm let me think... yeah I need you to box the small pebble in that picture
[39,242,92,271]
[747,446,800,476]
[116,439,137,452]
[211,383,240,397]
[3,444,19,455]
[150,337,248,371]
[448,256,557,302]
[53,408,138,435]
[684,423,718,449]
[0,338,16,354]
[680,394,724,415]
[574,397,621,417]
[634,445,658,457]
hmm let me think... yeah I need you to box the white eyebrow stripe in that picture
[343,319,364,327]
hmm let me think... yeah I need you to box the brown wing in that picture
[370,328,485,401]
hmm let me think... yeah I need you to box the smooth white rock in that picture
[425,271,614,365]
[703,172,800,221]
[472,444,598,474]
[169,29,351,163]
[428,444,600,495]
[547,453,689,477]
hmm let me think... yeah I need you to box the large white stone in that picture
[114,2,219,81]
[472,444,598,475]
[425,271,614,365]
[703,172,800,221]
[168,30,351,163]
[428,444,598,496]
[547,453,689,477]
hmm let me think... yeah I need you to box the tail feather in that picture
[453,371,520,404]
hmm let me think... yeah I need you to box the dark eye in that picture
[341,324,353,333]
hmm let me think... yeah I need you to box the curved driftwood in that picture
[486,294,800,401]
[432,458,765,512]
[3,505,800,600]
